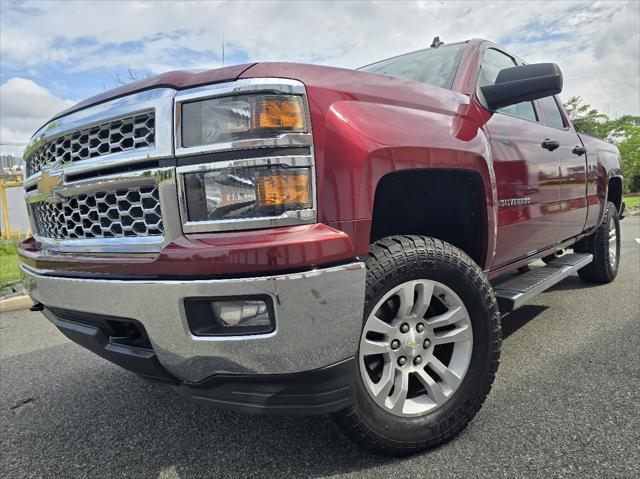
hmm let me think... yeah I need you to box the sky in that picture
[1,0,639,158]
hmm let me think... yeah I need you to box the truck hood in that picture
[52,63,256,121]
[52,61,467,126]
[241,62,469,118]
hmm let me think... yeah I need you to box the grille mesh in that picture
[26,111,155,177]
[30,185,163,240]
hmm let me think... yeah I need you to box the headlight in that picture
[182,163,314,225]
[181,94,307,148]
[175,80,315,233]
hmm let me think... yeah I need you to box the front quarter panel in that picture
[309,85,496,266]
[318,99,494,220]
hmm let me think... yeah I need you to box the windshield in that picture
[358,43,465,90]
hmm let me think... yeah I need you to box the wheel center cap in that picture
[403,334,421,357]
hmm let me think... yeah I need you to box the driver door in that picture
[477,48,563,268]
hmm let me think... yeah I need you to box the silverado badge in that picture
[499,197,531,207]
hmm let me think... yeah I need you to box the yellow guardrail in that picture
[0,174,28,239]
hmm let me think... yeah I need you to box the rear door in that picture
[477,48,563,267]
[535,95,589,241]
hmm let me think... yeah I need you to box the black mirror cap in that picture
[480,63,563,111]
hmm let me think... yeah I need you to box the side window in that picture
[478,48,537,122]
[538,96,566,129]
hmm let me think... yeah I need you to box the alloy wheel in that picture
[359,280,473,417]
[608,219,618,268]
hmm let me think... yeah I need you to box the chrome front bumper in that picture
[21,262,366,382]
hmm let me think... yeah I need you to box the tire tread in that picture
[574,202,619,283]
[333,235,501,456]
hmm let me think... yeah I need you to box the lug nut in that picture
[416,323,425,333]
[397,356,407,366]
[423,339,431,349]
[414,356,422,365]
[390,339,400,350]
[400,323,410,333]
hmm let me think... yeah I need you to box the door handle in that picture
[541,139,560,151]
[572,146,587,156]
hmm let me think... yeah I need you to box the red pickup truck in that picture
[20,38,623,456]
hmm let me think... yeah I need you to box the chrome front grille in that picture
[26,111,155,177]
[30,185,163,240]
[23,89,176,253]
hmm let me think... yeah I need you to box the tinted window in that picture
[358,43,465,89]
[478,48,537,122]
[538,96,565,129]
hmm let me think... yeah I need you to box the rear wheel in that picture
[332,236,501,456]
[574,201,620,283]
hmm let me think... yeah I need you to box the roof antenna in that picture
[430,36,444,48]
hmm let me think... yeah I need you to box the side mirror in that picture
[480,63,563,110]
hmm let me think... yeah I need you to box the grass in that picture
[624,195,640,209]
[0,239,21,290]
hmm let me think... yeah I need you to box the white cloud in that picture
[0,0,638,142]
[500,1,639,118]
[0,1,575,68]
[0,78,74,156]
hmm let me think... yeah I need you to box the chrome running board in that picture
[494,253,593,313]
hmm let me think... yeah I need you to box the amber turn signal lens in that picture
[256,170,311,208]
[252,96,305,130]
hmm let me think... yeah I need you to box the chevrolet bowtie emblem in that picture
[37,170,63,195]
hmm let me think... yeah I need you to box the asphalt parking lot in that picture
[1,216,639,479]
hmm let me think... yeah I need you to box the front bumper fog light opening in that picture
[214,300,269,327]
[184,297,275,336]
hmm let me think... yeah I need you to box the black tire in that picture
[332,236,501,456]
[574,201,620,283]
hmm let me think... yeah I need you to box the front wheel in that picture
[574,201,620,283]
[332,236,501,456]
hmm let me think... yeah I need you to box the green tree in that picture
[564,96,611,138]
[617,123,640,192]
[563,97,640,193]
